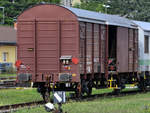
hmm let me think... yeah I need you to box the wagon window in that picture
[144,35,149,53]
[2,52,8,62]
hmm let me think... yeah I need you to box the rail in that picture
[0,101,45,113]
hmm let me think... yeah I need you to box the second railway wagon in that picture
[16,4,139,101]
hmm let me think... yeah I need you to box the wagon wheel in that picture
[42,90,50,103]
[138,76,147,92]
[81,80,93,96]
[138,80,147,92]
[75,83,82,98]
[87,86,92,96]
[113,88,121,95]
[87,81,92,96]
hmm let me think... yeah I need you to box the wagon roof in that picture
[65,6,137,28]
[133,20,150,31]
[18,4,137,29]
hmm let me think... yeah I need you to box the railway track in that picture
[0,76,32,89]
[0,101,45,113]
[0,89,147,113]
[70,89,146,102]
[0,76,16,80]
[0,76,16,89]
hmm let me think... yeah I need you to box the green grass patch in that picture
[0,87,133,106]
[0,73,16,77]
[16,92,150,113]
[1,86,148,113]
[0,88,42,106]
[122,88,139,92]
[92,88,113,95]
[0,88,113,107]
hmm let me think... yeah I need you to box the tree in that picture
[74,0,105,13]
[0,0,61,25]
[106,0,150,21]
[75,0,150,22]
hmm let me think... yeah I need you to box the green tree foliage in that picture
[107,0,150,21]
[1,0,150,25]
[75,0,150,22]
[0,10,3,24]
[0,0,61,25]
[74,0,105,13]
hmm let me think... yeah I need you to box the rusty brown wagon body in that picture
[16,4,139,100]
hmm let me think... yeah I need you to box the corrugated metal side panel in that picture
[94,24,100,73]
[36,21,59,76]
[86,23,92,73]
[17,21,35,80]
[79,22,103,75]
[128,29,134,72]
[134,30,138,71]
[60,21,79,82]
[101,25,106,73]
[79,22,85,74]
[117,27,129,72]
[79,22,102,74]
[34,21,79,82]
[17,4,81,82]
[128,29,138,72]
[79,22,107,76]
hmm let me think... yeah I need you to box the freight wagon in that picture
[16,4,142,102]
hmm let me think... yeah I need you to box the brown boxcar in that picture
[16,4,138,101]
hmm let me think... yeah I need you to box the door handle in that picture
[27,48,34,51]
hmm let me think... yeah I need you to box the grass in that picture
[1,87,150,113]
[0,87,134,106]
[15,92,150,113]
[92,88,113,95]
[0,88,42,106]
[0,73,16,77]
[0,88,112,106]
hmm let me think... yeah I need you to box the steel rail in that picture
[0,76,16,80]
[0,101,45,113]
